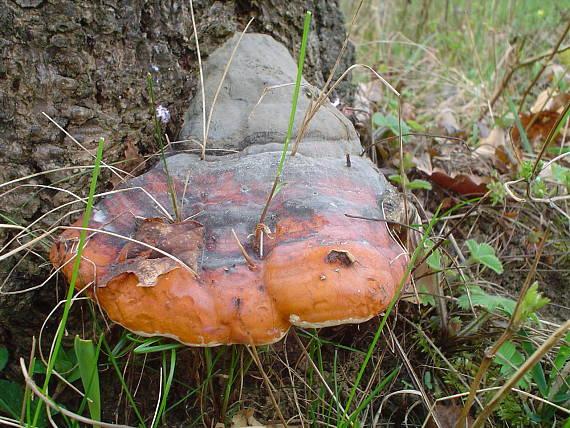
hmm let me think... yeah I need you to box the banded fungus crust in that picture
[50,33,409,346]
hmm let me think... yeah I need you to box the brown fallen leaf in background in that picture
[429,168,490,196]
[530,90,569,114]
[474,127,520,172]
[415,141,492,196]
[511,110,563,145]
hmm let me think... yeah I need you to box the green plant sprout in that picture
[389,173,433,190]
[147,74,180,222]
[255,10,311,250]
[74,335,102,425]
[465,239,504,274]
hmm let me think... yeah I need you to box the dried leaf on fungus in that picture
[100,218,205,287]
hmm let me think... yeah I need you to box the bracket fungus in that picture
[50,33,409,346]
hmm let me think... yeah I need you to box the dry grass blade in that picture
[19,358,133,428]
[292,63,399,155]
[203,17,254,155]
[246,346,288,427]
[290,330,350,424]
[231,229,256,269]
[188,0,207,159]
[388,329,443,428]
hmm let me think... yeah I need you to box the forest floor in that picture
[1,0,569,427]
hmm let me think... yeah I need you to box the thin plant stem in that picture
[147,74,180,222]
[517,20,570,113]
[342,205,443,421]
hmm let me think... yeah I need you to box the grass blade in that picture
[33,137,105,426]
[74,335,101,425]
[256,11,312,248]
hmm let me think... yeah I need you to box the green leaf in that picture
[133,338,184,354]
[457,286,516,316]
[54,347,80,383]
[408,179,432,190]
[521,336,548,397]
[495,341,529,389]
[0,347,8,372]
[554,331,570,372]
[508,98,532,153]
[418,283,436,306]
[372,113,411,137]
[466,239,504,274]
[272,181,288,198]
[0,379,23,418]
[407,119,425,131]
[388,174,403,183]
[74,336,101,424]
[425,243,443,271]
[516,282,550,324]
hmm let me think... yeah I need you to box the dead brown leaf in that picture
[430,168,490,196]
[99,257,179,287]
[530,90,569,114]
[100,218,204,287]
[474,127,520,172]
[511,110,563,144]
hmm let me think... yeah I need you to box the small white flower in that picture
[156,105,171,125]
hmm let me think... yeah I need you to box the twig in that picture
[359,133,465,156]
[480,42,570,121]
[189,0,207,160]
[530,100,570,180]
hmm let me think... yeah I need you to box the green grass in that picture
[31,137,105,427]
